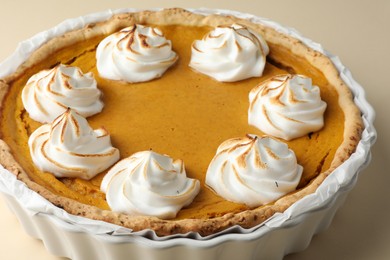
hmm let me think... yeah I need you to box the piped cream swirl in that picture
[189,24,269,82]
[22,64,103,123]
[248,74,327,140]
[28,109,120,180]
[205,135,302,207]
[96,24,178,83]
[101,151,200,219]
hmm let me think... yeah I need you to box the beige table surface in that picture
[0,0,388,259]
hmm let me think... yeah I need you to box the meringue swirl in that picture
[96,24,178,83]
[28,109,120,180]
[22,64,103,123]
[248,74,327,140]
[189,23,269,82]
[205,135,302,207]
[101,151,200,219]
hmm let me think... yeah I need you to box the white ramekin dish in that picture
[0,8,376,260]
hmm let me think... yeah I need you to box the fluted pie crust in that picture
[0,8,363,236]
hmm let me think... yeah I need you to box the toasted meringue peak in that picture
[96,24,178,83]
[189,23,269,82]
[101,151,200,219]
[205,135,302,207]
[248,74,327,140]
[21,64,103,123]
[28,109,120,180]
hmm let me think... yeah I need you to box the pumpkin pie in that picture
[0,8,363,236]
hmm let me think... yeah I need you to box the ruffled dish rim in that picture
[0,8,376,244]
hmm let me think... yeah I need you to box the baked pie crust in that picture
[0,8,363,236]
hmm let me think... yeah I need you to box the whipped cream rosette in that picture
[189,23,269,82]
[248,74,327,140]
[96,24,178,83]
[101,151,200,219]
[21,64,103,124]
[28,109,120,180]
[206,135,303,207]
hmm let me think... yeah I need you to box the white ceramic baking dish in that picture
[0,8,376,260]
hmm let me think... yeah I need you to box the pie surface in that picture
[0,8,363,236]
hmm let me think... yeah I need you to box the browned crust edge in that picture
[0,8,363,237]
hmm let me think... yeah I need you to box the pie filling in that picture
[0,24,344,220]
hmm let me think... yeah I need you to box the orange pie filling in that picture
[0,24,344,221]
